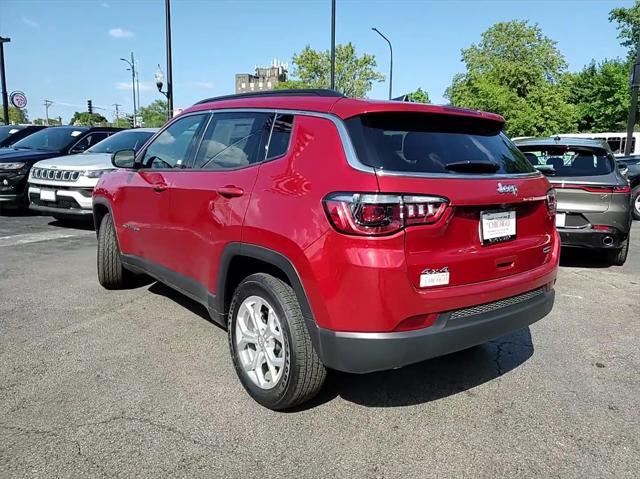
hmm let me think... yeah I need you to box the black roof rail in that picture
[195,89,345,105]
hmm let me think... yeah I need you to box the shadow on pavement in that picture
[49,218,95,231]
[560,248,613,268]
[145,277,534,410]
[148,281,224,328]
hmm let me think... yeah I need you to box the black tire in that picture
[608,237,629,266]
[228,273,326,410]
[97,212,132,289]
[632,185,640,221]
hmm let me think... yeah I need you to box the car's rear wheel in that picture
[632,185,640,221]
[608,237,629,266]
[228,273,326,410]
[97,212,132,289]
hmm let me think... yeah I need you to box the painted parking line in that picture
[0,230,94,247]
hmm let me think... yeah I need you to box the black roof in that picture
[195,89,345,105]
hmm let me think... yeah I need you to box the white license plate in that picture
[481,210,516,244]
[555,212,566,228]
[40,189,56,202]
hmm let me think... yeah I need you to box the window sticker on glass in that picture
[71,131,83,137]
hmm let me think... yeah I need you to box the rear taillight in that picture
[323,193,448,236]
[554,184,630,194]
[546,189,556,217]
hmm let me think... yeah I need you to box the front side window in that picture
[142,114,206,169]
[193,112,271,170]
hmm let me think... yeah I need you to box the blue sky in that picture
[0,0,634,122]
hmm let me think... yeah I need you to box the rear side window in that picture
[194,112,271,170]
[518,146,614,177]
[345,112,534,175]
[267,114,294,160]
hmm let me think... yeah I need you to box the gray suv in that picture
[515,137,631,265]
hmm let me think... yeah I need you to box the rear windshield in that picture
[345,112,534,174]
[518,146,614,177]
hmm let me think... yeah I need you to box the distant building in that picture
[235,59,288,94]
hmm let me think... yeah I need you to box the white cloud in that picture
[115,81,153,92]
[22,17,39,28]
[108,28,134,39]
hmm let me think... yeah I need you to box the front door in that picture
[116,114,208,267]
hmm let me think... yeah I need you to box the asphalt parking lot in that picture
[1,213,638,478]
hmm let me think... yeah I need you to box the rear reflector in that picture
[592,225,614,232]
[393,313,439,332]
[323,193,448,236]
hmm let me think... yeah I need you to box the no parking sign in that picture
[9,91,27,109]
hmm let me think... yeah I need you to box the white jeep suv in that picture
[28,128,157,219]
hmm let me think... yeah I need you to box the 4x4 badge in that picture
[497,183,518,195]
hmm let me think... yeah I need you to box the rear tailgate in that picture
[377,175,555,288]
[344,110,556,289]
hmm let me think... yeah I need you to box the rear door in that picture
[167,111,275,290]
[345,112,555,289]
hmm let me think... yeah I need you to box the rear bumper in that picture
[310,288,554,374]
[558,227,627,249]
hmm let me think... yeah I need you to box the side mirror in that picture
[111,149,136,168]
[69,144,87,154]
[534,164,556,176]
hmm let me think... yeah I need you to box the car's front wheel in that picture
[228,273,326,410]
[97,212,132,289]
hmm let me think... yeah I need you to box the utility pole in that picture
[330,0,336,90]
[165,0,174,117]
[0,36,11,125]
[113,103,121,125]
[43,99,53,126]
[625,40,640,155]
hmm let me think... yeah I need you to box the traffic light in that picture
[87,100,93,114]
[126,115,134,128]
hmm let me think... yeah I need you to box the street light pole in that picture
[120,54,138,126]
[372,27,392,100]
[625,39,640,155]
[330,0,336,90]
[165,0,174,117]
[0,36,11,125]
[43,99,53,126]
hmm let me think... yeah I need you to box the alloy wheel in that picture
[235,295,286,390]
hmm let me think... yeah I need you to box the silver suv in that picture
[515,137,632,265]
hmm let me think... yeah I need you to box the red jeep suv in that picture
[93,90,559,410]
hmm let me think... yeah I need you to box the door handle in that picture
[217,186,244,198]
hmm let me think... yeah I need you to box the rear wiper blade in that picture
[445,160,500,173]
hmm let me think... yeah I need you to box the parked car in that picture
[28,128,157,220]
[94,89,559,410]
[616,155,640,220]
[0,126,122,209]
[0,124,47,148]
[515,137,632,265]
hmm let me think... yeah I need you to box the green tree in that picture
[139,99,168,127]
[445,20,576,137]
[610,1,640,58]
[70,112,108,126]
[277,43,384,98]
[3,106,28,124]
[562,59,630,132]
[407,87,430,103]
[33,117,62,126]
